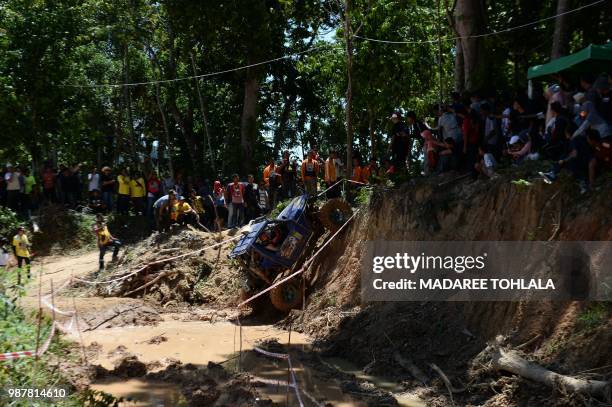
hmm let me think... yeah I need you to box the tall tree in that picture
[452,0,487,92]
[551,0,571,59]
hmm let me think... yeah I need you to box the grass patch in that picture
[577,303,609,330]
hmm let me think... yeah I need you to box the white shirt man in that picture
[88,170,101,192]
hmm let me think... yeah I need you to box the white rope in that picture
[74,235,241,285]
[355,0,606,44]
[60,44,342,88]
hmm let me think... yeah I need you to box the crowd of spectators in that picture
[1,73,610,231]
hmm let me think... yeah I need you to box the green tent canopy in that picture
[527,42,612,80]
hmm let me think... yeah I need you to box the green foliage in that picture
[354,186,372,207]
[0,0,610,178]
[577,303,609,330]
[0,273,80,406]
[75,389,122,407]
[269,197,291,218]
[32,206,96,255]
[0,206,21,240]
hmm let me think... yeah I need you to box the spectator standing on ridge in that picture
[100,167,115,213]
[130,172,146,215]
[257,179,270,214]
[88,167,101,197]
[22,168,36,219]
[278,151,298,199]
[5,164,21,212]
[228,174,245,228]
[42,166,56,203]
[244,174,259,222]
[437,104,462,145]
[324,150,341,198]
[406,111,428,171]
[146,171,162,219]
[389,111,409,172]
[301,150,320,196]
[116,168,131,215]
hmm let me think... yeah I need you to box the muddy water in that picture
[83,315,423,406]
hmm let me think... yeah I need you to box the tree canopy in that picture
[1,0,610,177]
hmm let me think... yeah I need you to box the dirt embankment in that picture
[292,175,612,406]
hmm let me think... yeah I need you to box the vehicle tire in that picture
[269,281,302,312]
[319,198,353,232]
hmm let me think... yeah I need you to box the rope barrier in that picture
[73,235,242,285]
[354,0,606,44]
[60,44,342,88]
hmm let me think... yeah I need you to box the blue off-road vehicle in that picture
[229,194,352,311]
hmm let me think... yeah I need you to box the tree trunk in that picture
[551,0,571,59]
[123,45,138,167]
[368,108,376,160]
[454,0,486,92]
[168,101,199,173]
[491,347,611,399]
[454,39,464,93]
[345,0,354,179]
[273,93,297,157]
[155,82,174,179]
[190,52,215,173]
[240,63,259,174]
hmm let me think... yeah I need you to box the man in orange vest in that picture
[301,150,320,196]
[324,150,341,198]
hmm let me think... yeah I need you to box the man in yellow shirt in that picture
[94,214,122,272]
[176,198,207,231]
[12,226,31,284]
[116,168,131,215]
[130,172,146,215]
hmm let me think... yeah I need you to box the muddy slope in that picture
[294,175,611,405]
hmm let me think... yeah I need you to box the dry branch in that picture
[393,352,429,384]
[123,270,176,296]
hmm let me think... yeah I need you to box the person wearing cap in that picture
[94,214,122,272]
[506,134,532,163]
[301,150,320,196]
[12,226,31,284]
[573,90,610,139]
[100,166,115,212]
[175,197,208,231]
[389,111,410,172]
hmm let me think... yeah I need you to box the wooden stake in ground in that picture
[72,297,88,366]
[286,321,293,405]
[35,269,43,360]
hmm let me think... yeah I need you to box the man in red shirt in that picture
[42,166,56,203]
